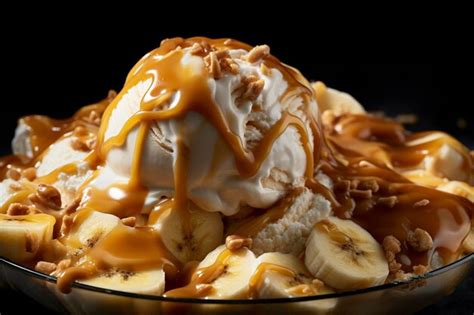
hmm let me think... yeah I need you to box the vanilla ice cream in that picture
[90,38,318,215]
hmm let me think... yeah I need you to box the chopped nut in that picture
[383,235,402,254]
[22,167,37,181]
[35,261,57,274]
[407,228,433,252]
[73,125,88,137]
[6,168,21,180]
[246,45,270,63]
[204,51,222,79]
[121,216,137,227]
[414,199,430,207]
[334,179,351,193]
[239,74,265,102]
[36,184,62,209]
[377,196,398,208]
[350,179,360,189]
[71,137,89,152]
[190,42,206,56]
[383,235,402,273]
[349,189,372,199]
[413,264,428,275]
[7,203,30,216]
[358,179,380,192]
[225,235,253,251]
[220,57,239,75]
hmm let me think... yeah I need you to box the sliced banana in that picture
[251,252,334,298]
[0,213,55,262]
[151,203,223,263]
[78,268,165,295]
[64,210,120,249]
[305,217,389,290]
[193,245,257,299]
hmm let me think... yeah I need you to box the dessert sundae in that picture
[0,37,472,300]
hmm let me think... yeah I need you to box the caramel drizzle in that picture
[319,113,473,268]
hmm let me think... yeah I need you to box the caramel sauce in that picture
[57,223,180,293]
[248,262,296,298]
[320,113,473,268]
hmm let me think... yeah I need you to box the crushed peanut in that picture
[225,235,253,250]
[35,184,62,209]
[21,167,37,181]
[358,179,380,192]
[407,228,433,252]
[334,179,351,193]
[349,189,372,199]
[238,74,265,102]
[121,216,137,227]
[204,51,222,79]
[377,196,398,208]
[383,235,402,273]
[7,203,30,216]
[35,261,57,274]
[246,45,270,63]
[414,199,430,207]
[6,168,21,180]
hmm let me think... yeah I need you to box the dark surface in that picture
[1,13,473,315]
[0,272,473,314]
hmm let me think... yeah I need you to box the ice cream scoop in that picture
[87,38,319,216]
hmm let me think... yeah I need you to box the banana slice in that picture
[78,268,165,295]
[251,252,334,298]
[0,213,55,262]
[305,217,389,290]
[64,210,120,249]
[151,202,223,263]
[166,245,257,299]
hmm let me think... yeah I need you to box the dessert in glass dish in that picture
[0,37,472,302]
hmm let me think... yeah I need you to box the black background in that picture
[1,13,473,314]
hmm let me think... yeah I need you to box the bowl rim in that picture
[1,254,473,304]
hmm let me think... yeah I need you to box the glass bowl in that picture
[1,254,473,315]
